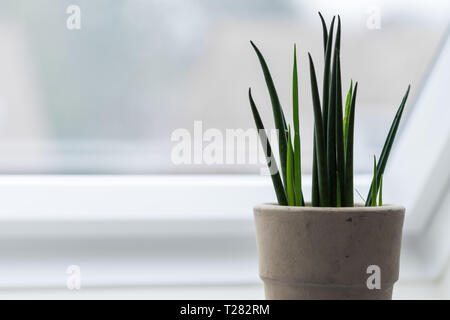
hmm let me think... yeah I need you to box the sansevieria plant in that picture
[248,13,410,207]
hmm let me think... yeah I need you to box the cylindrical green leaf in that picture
[248,88,287,205]
[308,53,329,206]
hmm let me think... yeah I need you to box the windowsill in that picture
[0,174,447,290]
[0,173,372,222]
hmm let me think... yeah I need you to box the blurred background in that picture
[0,0,447,173]
[0,0,449,299]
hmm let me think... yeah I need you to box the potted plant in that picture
[248,13,410,300]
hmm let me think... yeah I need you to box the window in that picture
[0,0,448,173]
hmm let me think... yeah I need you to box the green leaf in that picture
[336,171,341,207]
[326,58,337,205]
[248,88,287,205]
[311,139,320,207]
[371,156,377,206]
[378,174,383,206]
[318,12,328,54]
[322,17,336,140]
[315,14,335,208]
[292,44,304,206]
[335,50,346,206]
[250,41,289,194]
[326,17,341,207]
[365,85,411,206]
[308,53,329,206]
[287,126,295,206]
[343,80,353,151]
[344,82,358,207]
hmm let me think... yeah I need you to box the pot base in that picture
[263,280,393,300]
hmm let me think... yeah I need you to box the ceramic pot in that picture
[253,203,405,300]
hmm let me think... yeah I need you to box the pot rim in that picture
[255,202,405,213]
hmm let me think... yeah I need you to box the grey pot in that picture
[254,203,405,300]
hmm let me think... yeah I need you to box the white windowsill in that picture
[0,173,447,293]
[0,173,373,223]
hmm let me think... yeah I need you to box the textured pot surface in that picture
[254,204,405,300]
